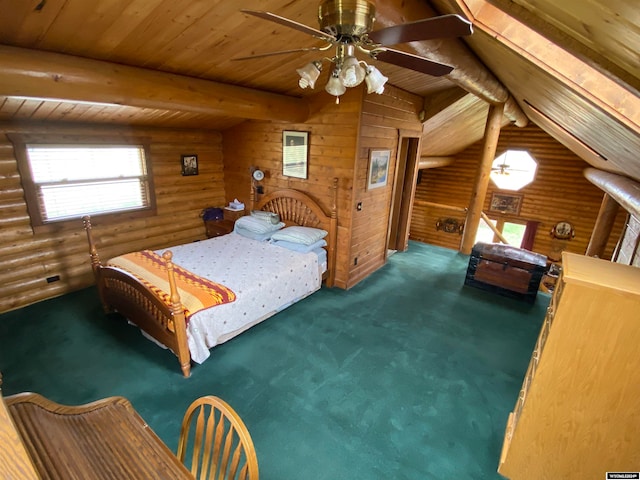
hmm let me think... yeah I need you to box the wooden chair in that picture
[177,396,259,480]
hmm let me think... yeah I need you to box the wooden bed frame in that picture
[83,179,338,378]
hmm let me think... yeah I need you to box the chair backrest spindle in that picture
[177,396,259,480]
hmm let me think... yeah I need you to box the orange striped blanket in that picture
[107,250,236,320]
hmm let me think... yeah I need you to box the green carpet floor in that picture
[0,241,547,479]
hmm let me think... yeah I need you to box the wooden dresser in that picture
[498,252,640,479]
[0,384,194,479]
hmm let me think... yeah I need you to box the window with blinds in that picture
[21,144,154,225]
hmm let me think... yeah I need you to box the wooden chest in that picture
[465,242,547,303]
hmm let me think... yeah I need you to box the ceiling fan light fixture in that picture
[364,65,388,94]
[339,55,365,87]
[240,5,473,103]
[297,60,323,89]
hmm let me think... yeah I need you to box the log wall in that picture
[410,123,627,261]
[6,98,623,313]
[0,123,225,313]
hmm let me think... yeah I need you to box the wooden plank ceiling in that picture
[0,0,638,182]
[434,0,640,181]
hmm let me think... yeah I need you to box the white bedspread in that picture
[154,233,321,363]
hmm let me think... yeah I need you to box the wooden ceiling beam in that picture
[376,0,528,126]
[418,156,455,169]
[0,45,310,124]
[584,168,640,219]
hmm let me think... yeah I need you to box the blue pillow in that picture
[272,239,327,253]
[235,215,285,234]
[233,225,274,242]
[270,226,328,245]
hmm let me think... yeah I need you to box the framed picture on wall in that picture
[181,154,198,176]
[367,149,391,190]
[489,192,523,215]
[282,131,309,179]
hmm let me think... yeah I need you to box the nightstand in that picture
[204,219,234,238]
[223,208,245,221]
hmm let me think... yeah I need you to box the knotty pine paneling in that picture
[222,88,363,289]
[410,124,627,262]
[349,86,424,288]
[0,123,225,313]
[0,96,243,130]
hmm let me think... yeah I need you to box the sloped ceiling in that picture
[0,0,638,182]
[431,0,640,182]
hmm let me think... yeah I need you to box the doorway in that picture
[388,134,421,253]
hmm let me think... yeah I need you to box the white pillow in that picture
[251,210,281,224]
[270,226,328,245]
[272,238,327,253]
[235,215,285,234]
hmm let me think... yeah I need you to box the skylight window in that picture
[490,149,537,190]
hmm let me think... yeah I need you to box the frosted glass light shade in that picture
[339,56,365,87]
[365,66,388,94]
[297,61,322,89]
[325,70,347,96]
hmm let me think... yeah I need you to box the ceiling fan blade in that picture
[374,48,453,76]
[233,46,330,61]
[368,14,473,46]
[241,10,336,43]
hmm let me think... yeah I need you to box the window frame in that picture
[11,134,156,233]
[490,149,538,191]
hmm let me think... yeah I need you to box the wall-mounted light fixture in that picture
[251,167,265,195]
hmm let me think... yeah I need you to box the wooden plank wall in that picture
[0,123,225,314]
[222,84,424,289]
[410,123,626,261]
[350,85,424,287]
[221,89,363,289]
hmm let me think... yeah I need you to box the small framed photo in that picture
[282,131,309,179]
[489,192,523,215]
[181,154,198,176]
[367,149,391,190]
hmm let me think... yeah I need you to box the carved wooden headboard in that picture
[250,179,339,287]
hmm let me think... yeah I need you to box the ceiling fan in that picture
[492,162,512,175]
[491,151,534,176]
[235,0,473,101]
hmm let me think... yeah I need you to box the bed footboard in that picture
[82,217,192,377]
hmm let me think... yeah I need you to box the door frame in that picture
[387,131,421,253]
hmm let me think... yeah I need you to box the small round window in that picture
[490,149,537,190]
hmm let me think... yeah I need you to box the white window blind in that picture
[25,145,151,222]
